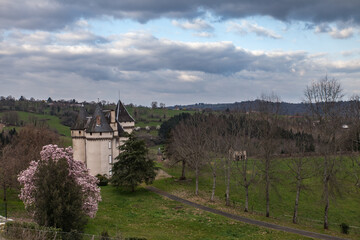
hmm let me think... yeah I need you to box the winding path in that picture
[146,186,347,240]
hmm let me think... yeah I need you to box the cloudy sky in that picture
[1,0,360,106]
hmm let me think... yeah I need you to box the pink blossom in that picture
[18,144,102,218]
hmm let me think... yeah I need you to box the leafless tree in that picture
[202,114,224,201]
[0,125,60,218]
[304,75,344,229]
[171,114,207,195]
[287,137,314,224]
[255,93,282,218]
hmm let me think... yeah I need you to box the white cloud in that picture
[192,32,214,38]
[172,19,214,32]
[227,21,282,39]
[315,23,355,39]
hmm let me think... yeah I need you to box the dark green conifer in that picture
[111,134,157,192]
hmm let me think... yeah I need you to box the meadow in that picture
[152,157,360,239]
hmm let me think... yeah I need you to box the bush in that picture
[340,223,349,234]
[4,221,61,240]
[96,174,109,186]
[101,230,110,240]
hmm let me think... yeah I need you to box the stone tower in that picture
[71,100,135,176]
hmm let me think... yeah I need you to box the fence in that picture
[1,225,147,240]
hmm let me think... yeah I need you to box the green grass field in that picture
[152,157,360,239]
[1,186,312,239]
[85,185,311,240]
[0,111,71,137]
[0,111,72,147]
[127,106,196,129]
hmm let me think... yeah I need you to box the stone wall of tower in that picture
[85,133,113,176]
[120,121,135,134]
[71,130,86,163]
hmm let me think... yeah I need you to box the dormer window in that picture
[96,115,101,126]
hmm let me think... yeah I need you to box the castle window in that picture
[100,132,102,136]
[90,132,92,136]
[108,141,111,149]
[108,155,112,164]
[79,131,81,134]
[109,169,112,176]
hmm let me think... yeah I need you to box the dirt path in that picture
[155,169,172,180]
[146,186,347,240]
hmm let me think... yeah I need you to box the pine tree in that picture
[111,134,157,192]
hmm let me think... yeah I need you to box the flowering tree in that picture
[18,144,101,218]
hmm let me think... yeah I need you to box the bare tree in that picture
[304,75,344,229]
[0,125,60,218]
[233,114,258,212]
[202,114,223,201]
[171,114,207,195]
[255,93,282,218]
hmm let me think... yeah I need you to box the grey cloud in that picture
[1,0,360,30]
[314,22,355,39]
[1,31,360,105]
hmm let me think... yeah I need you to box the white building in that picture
[71,100,134,176]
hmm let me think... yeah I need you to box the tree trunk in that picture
[180,160,186,180]
[265,159,270,217]
[323,158,329,229]
[3,182,7,219]
[244,185,249,212]
[293,179,301,224]
[211,169,216,202]
[225,157,231,206]
[195,166,199,196]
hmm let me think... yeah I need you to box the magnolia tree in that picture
[18,144,101,218]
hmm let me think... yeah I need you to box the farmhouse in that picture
[71,100,134,176]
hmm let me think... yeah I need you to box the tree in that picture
[304,75,344,229]
[170,114,207,195]
[255,93,282,217]
[18,145,101,226]
[33,158,87,232]
[111,134,157,192]
[151,101,158,109]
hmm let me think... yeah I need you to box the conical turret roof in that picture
[71,107,90,130]
[116,100,134,122]
[86,104,114,133]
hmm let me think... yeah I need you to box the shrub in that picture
[4,221,60,240]
[340,223,349,234]
[96,174,109,186]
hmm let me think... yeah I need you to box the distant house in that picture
[71,100,134,176]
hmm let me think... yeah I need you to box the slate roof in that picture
[71,107,90,130]
[86,104,114,133]
[116,100,135,122]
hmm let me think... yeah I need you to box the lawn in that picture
[85,185,311,240]
[152,157,360,239]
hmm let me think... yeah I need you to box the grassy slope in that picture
[85,186,311,240]
[0,111,72,147]
[127,107,196,128]
[152,158,360,239]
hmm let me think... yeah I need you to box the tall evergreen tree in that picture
[111,134,157,192]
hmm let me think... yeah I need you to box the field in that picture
[0,111,72,146]
[152,157,360,239]
[85,186,311,240]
